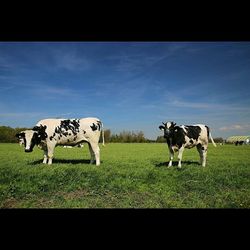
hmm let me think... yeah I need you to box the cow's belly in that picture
[183,136,199,149]
[55,134,87,146]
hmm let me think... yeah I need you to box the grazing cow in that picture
[16,117,104,166]
[159,121,217,168]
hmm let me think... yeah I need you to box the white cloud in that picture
[219,124,250,131]
[0,112,44,118]
[51,49,91,72]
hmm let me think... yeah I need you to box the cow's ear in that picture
[32,126,39,131]
[159,125,165,131]
[16,132,25,138]
[172,122,176,127]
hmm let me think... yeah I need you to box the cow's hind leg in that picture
[196,144,207,167]
[89,142,100,166]
[87,142,95,164]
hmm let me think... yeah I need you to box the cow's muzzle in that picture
[164,130,171,138]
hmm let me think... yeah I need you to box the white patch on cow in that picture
[180,125,187,133]
[166,122,172,129]
[23,130,36,150]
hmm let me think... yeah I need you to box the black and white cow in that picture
[159,121,216,168]
[16,117,104,166]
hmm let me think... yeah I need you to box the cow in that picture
[15,117,104,166]
[159,121,217,168]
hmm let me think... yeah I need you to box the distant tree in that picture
[210,137,224,143]
[156,136,166,143]
[108,130,147,143]
[101,129,111,143]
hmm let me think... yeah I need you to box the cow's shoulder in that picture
[169,126,185,147]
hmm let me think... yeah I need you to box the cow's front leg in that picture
[168,147,174,167]
[196,144,207,167]
[177,146,184,168]
[47,145,55,165]
[43,149,48,164]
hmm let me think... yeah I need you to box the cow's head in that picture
[15,125,47,153]
[15,130,39,152]
[159,121,176,138]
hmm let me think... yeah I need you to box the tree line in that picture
[101,129,154,143]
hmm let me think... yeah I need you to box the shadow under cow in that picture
[155,161,201,168]
[29,159,93,165]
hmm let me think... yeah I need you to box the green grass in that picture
[0,143,249,208]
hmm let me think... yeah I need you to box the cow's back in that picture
[36,117,102,145]
[36,119,63,137]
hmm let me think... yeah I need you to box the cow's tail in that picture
[209,129,217,147]
[101,122,105,146]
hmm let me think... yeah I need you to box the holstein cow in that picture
[16,117,104,166]
[159,121,216,168]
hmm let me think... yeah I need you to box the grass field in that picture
[0,142,249,208]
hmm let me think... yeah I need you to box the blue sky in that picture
[0,42,250,139]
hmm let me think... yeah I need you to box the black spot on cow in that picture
[33,125,48,140]
[185,126,201,140]
[59,119,80,136]
[16,132,25,139]
[62,132,69,137]
[201,146,205,150]
[55,127,61,134]
[205,125,210,138]
[90,123,98,131]
[50,136,53,141]
[16,132,26,147]
[166,126,186,149]
[190,139,194,144]
[67,139,70,142]
[83,130,86,134]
